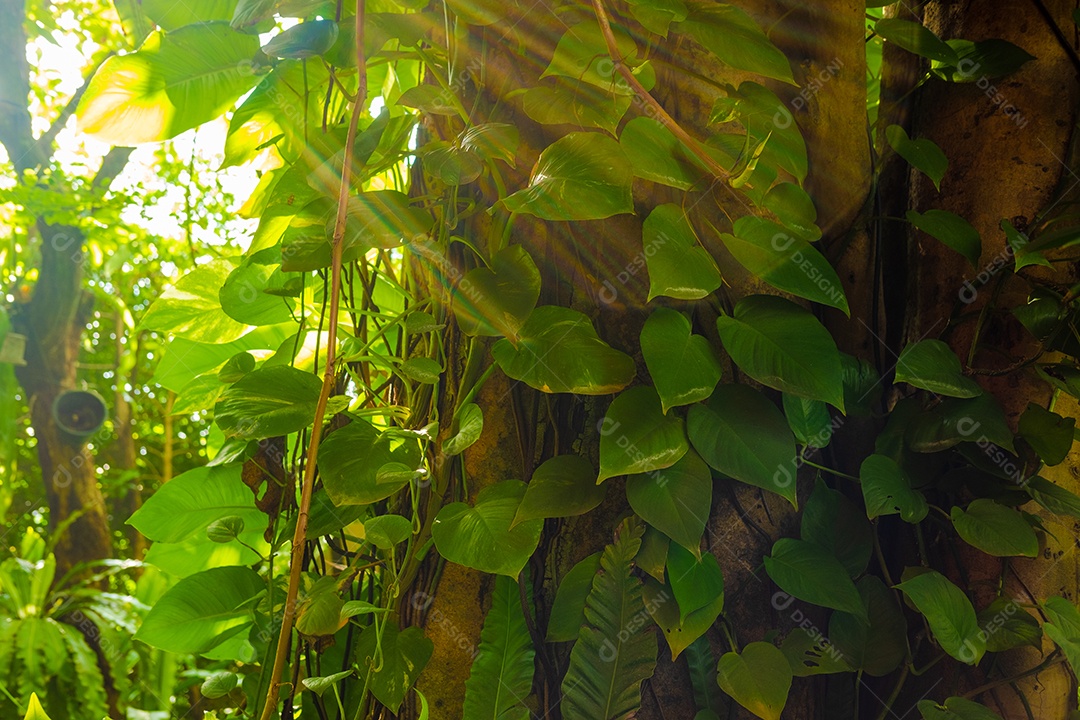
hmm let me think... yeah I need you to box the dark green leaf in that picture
[319,420,422,505]
[687,384,798,508]
[667,544,723,621]
[262,19,338,59]
[620,118,704,190]
[1043,596,1080,676]
[641,309,722,413]
[443,403,484,456]
[975,596,1041,653]
[355,621,433,713]
[675,2,795,83]
[514,455,605,526]
[763,538,864,617]
[783,394,834,448]
[452,245,541,339]
[829,576,907,677]
[400,357,442,384]
[460,123,519,166]
[800,479,872,578]
[896,570,984,664]
[906,210,981,267]
[201,671,238,699]
[874,17,958,64]
[521,78,631,136]
[762,183,820,241]
[930,39,1036,83]
[1025,476,1080,519]
[951,499,1038,557]
[1018,403,1075,466]
[715,642,792,720]
[364,515,413,550]
[215,365,322,438]
[895,339,982,398]
[716,295,845,410]
[918,697,1004,720]
[643,574,722,660]
[860,454,928,522]
[779,629,852,677]
[626,449,711,554]
[886,125,947,190]
[546,552,601,643]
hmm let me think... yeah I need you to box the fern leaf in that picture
[561,517,657,720]
[462,574,535,720]
[59,623,108,720]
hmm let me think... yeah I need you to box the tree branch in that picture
[37,53,115,157]
[0,0,45,172]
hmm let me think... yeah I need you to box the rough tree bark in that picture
[0,0,128,574]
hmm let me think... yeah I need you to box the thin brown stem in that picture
[258,4,368,718]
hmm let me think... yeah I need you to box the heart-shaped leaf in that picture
[829,576,907,677]
[675,3,795,83]
[642,204,723,302]
[620,117,705,190]
[492,306,635,395]
[502,132,633,221]
[950,499,1038,557]
[432,480,543,577]
[860,454,929,522]
[319,420,423,506]
[896,571,984,664]
[644,574,723,660]
[443,402,483,456]
[599,386,688,482]
[764,538,865,617]
[687,384,798,507]
[800,479,872,578]
[262,19,338,58]
[716,642,793,720]
[641,308,722,413]
[215,365,322,438]
[667,544,723,621]
[895,339,982,398]
[452,245,541,339]
[514,455,605,526]
[716,295,845,411]
[355,621,433,713]
[626,449,711,554]
[1018,403,1075,465]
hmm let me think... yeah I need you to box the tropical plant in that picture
[4,0,1080,718]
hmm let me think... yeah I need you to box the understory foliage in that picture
[14,0,1080,717]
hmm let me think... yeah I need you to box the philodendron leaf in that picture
[716,642,793,720]
[303,670,353,696]
[134,566,263,654]
[799,478,872,578]
[1018,402,1075,465]
[917,697,1004,720]
[860,454,929,523]
[874,17,958,64]
[829,576,907,677]
[77,24,261,144]
[906,210,981,267]
[720,217,849,315]
[319,420,422,506]
[443,403,483,456]
[598,386,688,483]
[295,576,345,637]
[1043,596,1080,677]
[363,515,413,550]
[780,629,852,677]
[543,19,647,93]
[128,465,262,543]
[667,544,724,621]
[620,117,704,190]
[355,621,433,713]
[674,2,795,83]
[562,518,657,720]
[514,455,605,527]
[522,77,631,136]
[895,339,982,398]
[950,499,1038,557]
[262,18,338,58]
[896,571,985,665]
[626,449,711,554]
[641,308,722,413]
[452,245,541,339]
[975,597,1041,652]
[931,39,1036,83]
[140,260,248,343]
[716,295,845,411]
[492,306,635,395]
[214,365,322,439]
[687,384,798,508]
[763,538,865,617]
[206,515,244,543]
[783,394,834,449]
[462,575,534,720]
[502,132,633,221]
[1025,476,1080,519]
[546,552,602,642]
[885,125,947,191]
[642,203,723,301]
[643,574,722,660]
[432,481,543,577]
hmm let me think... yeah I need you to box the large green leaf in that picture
[906,210,981,267]
[783,394,834,448]
[976,596,1041,653]
[139,260,248,343]
[452,245,541,339]
[543,20,649,93]
[626,449,711,554]
[780,629,852,677]
[513,455,605,526]
[860,454,929,523]
[643,574,722,660]
[1025,475,1080,519]
[492,306,635,395]
[716,295,845,410]
[711,82,807,182]
[885,125,947,190]
[502,133,633,221]
[950,499,1038,557]
[521,78,631,136]
[763,538,864,617]
[433,481,543,577]
[462,575,534,720]
[674,2,794,83]
[546,552,602,642]
[134,566,263,654]
[896,571,985,665]
[641,308,722,413]
[1018,403,1075,465]
[716,642,792,720]
[1043,596,1080,677]
[77,23,261,144]
[895,339,982,398]
[261,19,338,59]
[720,217,848,315]
[562,519,657,720]
[828,576,907,677]
[642,204,723,301]
[219,253,296,326]
[319,420,422,506]
[598,386,688,483]
[143,531,263,577]
[667,544,723,621]
[355,621,433,713]
[141,0,238,30]
[687,384,798,507]
[214,365,322,438]
[874,17,958,64]
[930,39,1036,83]
[620,118,705,190]
[799,479,872,578]
[128,465,262,543]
